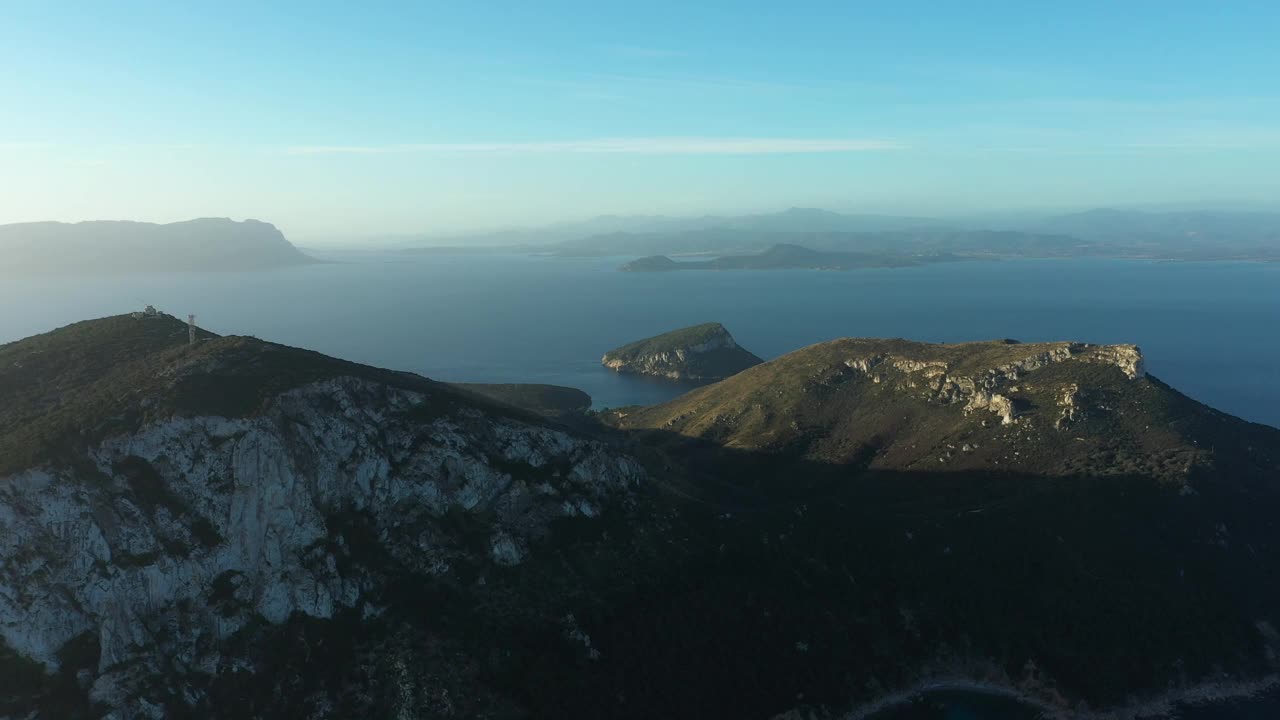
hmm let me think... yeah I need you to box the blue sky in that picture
[2,0,1278,239]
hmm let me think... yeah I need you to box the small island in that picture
[619,243,953,272]
[618,254,684,271]
[601,322,763,381]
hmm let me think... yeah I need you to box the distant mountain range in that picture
[1040,207,1280,242]
[400,207,1280,262]
[583,229,1088,261]
[394,207,948,248]
[0,218,316,273]
[6,208,1278,273]
[1035,208,1280,258]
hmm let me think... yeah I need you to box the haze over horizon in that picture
[3,1,1279,240]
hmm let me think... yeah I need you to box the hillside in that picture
[0,312,502,475]
[602,322,764,381]
[453,382,592,419]
[609,336,1278,481]
[2,319,1280,718]
[597,336,1280,717]
[0,218,316,273]
[0,314,652,718]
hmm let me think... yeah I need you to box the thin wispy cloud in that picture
[287,137,906,156]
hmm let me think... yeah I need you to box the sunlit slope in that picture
[611,337,1279,482]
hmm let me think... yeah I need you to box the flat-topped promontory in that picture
[601,322,763,382]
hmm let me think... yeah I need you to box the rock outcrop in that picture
[606,337,1248,482]
[0,317,646,717]
[601,322,763,381]
[838,341,1145,427]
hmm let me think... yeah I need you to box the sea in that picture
[2,251,1280,717]
[1,250,1276,428]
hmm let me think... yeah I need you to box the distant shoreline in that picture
[387,244,1280,266]
[835,673,1280,720]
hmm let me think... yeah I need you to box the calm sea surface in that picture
[2,253,1279,716]
[1,251,1275,427]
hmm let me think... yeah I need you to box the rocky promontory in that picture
[601,322,764,381]
[0,218,316,274]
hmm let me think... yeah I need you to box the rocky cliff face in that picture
[0,375,643,717]
[602,335,736,378]
[840,341,1145,426]
[601,323,764,381]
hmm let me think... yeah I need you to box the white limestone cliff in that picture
[0,376,643,717]
[842,341,1145,427]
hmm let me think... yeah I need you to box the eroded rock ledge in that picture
[842,341,1144,427]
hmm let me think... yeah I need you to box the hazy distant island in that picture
[557,226,1081,259]
[0,218,316,273]
[394,207,947,250]
[618,243,961,271]
[601,322,764,381]
[396,207,1280,265]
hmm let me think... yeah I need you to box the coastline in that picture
[827,672,1280,720]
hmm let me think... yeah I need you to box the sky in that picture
[2,0,1279,240]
